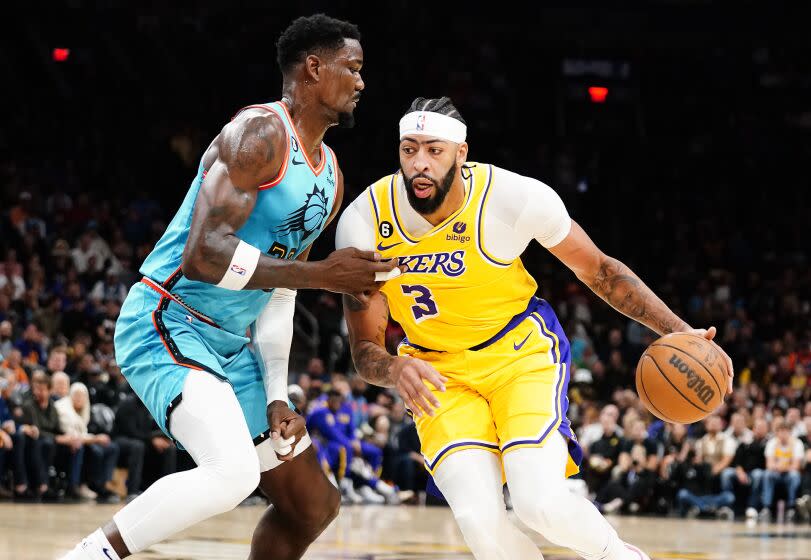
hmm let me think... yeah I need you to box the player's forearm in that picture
[351,340,397,387]
[582,254,690,336]
[183,233,323,290]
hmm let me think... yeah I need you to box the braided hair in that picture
[405,97,466,125]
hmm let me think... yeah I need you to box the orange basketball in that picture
[635,332,727,424]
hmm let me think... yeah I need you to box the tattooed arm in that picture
[548,220,689,335]
[342,290,447,416]
[181,109,395,294]
[548,220,734,391]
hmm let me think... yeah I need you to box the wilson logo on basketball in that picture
[669,354,715,405]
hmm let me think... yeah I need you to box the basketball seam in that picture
[637,358,676,424]
[650,342,723,396]
[648,355,713,414]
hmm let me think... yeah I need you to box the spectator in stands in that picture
[0,249,26,302]
[104,359,131,405]
[83,365,117,408]
[725,412,754,445]
[786,407,805,439]
[0,377,17,499]
[585,405,626,493]
[89,270,128,307]
[51,371,70,400]
[307,389,397,504]
[1,349,29,387]
[761,420,804,522]
[721,418,768,520]
[391,420,424,503]
[22,371,78,500]
[288,384,306,414]
[695,415,737,484]
[594,419,660,514]
[55,382,119,503]
[33,294,62,341]
[578,403,612,452]
[46,346,68,377]
[656,423,692,513]
[0,320,13,359]
[15,323,45,366]
[347,374,370,429]
[673,441,735,520]
[112,394,176,500]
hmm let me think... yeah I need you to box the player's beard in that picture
[337,111,355,128]
[402,162,457,215]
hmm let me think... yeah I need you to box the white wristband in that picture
[216,240,260,290]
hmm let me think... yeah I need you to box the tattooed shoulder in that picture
[220,112,284,177]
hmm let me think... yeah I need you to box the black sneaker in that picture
[64,485,82,502]
[96,489,121,504]
[40,487,63,503]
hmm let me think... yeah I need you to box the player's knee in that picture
[511,487,567,530]
[298,481,341,538]
[452,502,503,537]
[209,454,261,508]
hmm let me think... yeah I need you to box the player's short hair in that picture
[327,388,343,399]
[405,97,466,125]
[276,14,361,74]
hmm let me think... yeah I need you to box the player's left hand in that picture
[267,400,306,461]
[684,326,734,395]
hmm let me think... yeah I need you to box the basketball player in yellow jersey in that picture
[336,97,735,560]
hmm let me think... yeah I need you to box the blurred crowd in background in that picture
[2,2,809,521]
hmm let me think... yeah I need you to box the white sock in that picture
[61,528,121,560]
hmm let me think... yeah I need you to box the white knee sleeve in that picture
[114,373,260,553]
[433,450,543,560]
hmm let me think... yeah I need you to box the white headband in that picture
[399,111,467,143]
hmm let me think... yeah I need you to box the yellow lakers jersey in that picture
[368,162,538,352]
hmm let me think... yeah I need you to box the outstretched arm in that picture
[547,220,734,391]
[181,111,395,295]
[548,221,689,336]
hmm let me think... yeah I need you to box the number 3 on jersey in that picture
[401,284,438,322]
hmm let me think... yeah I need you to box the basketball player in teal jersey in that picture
[62,14,398,560]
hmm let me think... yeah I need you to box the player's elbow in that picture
[182,236,221,283]
[181,252,206,282]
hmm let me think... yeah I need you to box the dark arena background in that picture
[1,2,810,559]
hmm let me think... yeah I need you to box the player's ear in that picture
[305,54,321,83]
[456,142,469,166]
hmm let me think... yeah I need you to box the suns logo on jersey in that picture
[275,184,330,237]
[398,250,466,277]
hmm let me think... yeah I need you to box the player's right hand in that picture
[318,248,402,301]
[390,356,448,417]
